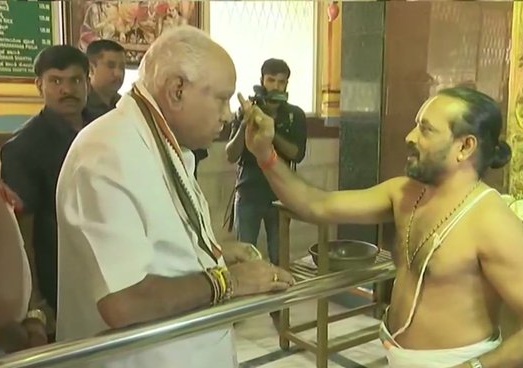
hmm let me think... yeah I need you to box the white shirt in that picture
[55,89,236,368]
[0,198,31,323]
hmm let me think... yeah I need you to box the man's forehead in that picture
[201,66,236,97]
[100,50,125,60]
[415,96,437,122]
[211,55,235,79]
[415,95,466,123]
[206,48,234,71]
[264,73,288,80]
[43,66,85,78]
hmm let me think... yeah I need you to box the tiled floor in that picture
[234,300,388,368]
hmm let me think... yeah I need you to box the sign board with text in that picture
[0,1,54,81]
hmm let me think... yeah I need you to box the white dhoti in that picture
[380,322,501,368]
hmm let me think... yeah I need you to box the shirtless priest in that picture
[240,87,523,368]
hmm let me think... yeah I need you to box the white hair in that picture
[138,26,214,95]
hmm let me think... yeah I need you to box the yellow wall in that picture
[0,83,39,98]
[507,2,523,197]
[0,103,42,116]
[0,82,42,116]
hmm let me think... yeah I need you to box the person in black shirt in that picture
[226,59,307,266]
[0,46,91,337]
[193,148,209,179]
[85,39,126,121]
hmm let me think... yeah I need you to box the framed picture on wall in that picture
[64,1,203,66]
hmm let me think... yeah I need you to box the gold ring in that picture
[272,273,279,282]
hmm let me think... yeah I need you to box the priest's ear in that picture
[457,134,478,162]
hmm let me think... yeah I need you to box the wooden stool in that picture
[274,201,395,368]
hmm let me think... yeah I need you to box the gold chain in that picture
[405,181,481,269]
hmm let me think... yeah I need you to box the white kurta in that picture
[55,88,236,368]
[0,198,31,323]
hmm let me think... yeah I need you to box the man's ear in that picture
[458,135,478,162]
[35,78,43,97]
[89,61,96,79]
[166,77,184,111]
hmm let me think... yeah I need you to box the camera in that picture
[236,85,289,121]
[237,85,288,121]
[249,85,288,110]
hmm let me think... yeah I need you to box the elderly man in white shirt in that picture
[55,26,294,368]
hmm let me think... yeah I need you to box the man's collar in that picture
[130,82,195,159]
[132,82,164,116]
[88,88,121,109]
[40,107,89,137]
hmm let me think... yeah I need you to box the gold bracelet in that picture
[203,270,219,306]
[210,267,227,303]
[467,359,483,368]
[221,268,234,300]
[215,269,227,296]
[209,267,227,303]
[26,309,47,327]
[209,266,237,303]
[210,272,220,305]
[214,267,235,302]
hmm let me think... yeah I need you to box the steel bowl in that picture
[308,240,379,272]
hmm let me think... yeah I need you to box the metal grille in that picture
[476,6,512,101]
[428,2,512,101]
[209,1,316,113]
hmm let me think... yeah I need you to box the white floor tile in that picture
[235,299,387,367]
[235,335,273,362]
[338,339,387,367]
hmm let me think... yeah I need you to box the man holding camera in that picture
[226,59,307,268]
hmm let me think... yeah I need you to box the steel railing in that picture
[0,263,395,368]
